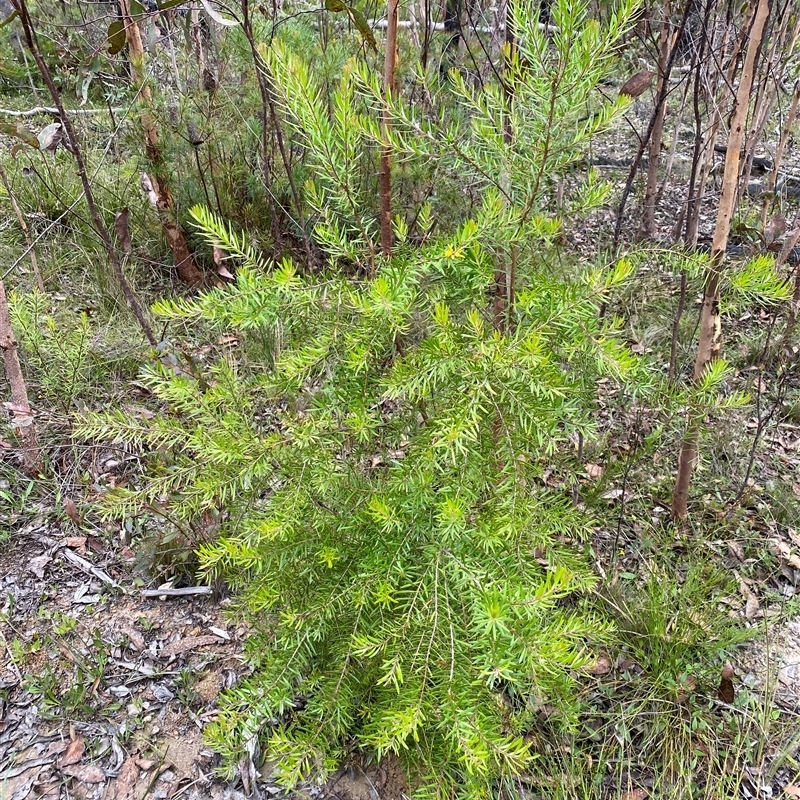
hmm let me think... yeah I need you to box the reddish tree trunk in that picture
[118,0,204,287]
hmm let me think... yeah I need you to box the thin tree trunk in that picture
[379,0,399,259]
[685,4,749,245]
[672,0,771,520]
[118,0,204,287]
[15,0,156,346]
[612,0,694,254]
[740,2,792,197]
[762,78,800,227]
[783,262,800,345]
[0,164,45,292]
[683,0,715,247]
[0,279,41,476]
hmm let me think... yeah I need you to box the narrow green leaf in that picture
[107,20,127,55]
[0,9,18,28]
[348,6,377,51]
[0,121,41,149]
[323,0,376,50]
[156,0,187,8]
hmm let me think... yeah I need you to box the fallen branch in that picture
[140,586,214,597]
[0,106,124,117]
[60,547,124,591]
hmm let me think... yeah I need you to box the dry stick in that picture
[14,0,156,346]
[0,163,45,292]
[671,0,771,521]
[0,278,41,475]
[777,218,800,347]
[641,3,674,239]
[242,0,315,268]
[611,0,695,255]
[762,77,800,228]
[726,312,785,518]
[379,0,399,260]
[61,546,123,590]
[0,106,124,116]
[682,0,716,247]
[656,66,690,207]
[685,3,749,246]
[240,0,283,250]
[118,0,204,288]
[140,586,213,598]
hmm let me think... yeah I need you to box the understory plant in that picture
[75,0,660,795]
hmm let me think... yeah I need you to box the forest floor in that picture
[0,520,414,800]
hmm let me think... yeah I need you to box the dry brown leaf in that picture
[159,634,221,658]
[727,541,745,561]
[772,539,800,569]
[62,764,105,783]
[717,662,735,704]
[58,737,86,767]
[745,592,760,619]
[64,536,86,553]
[721,662,734,681]
[589,654,612,675]
[619,69,656,98]
[123,626,146,652]
[28,554,51,579]
[764,213,786,245]
[47,740,70,756]
[737,575,760,619]
[619,70,654,98]
[620,789,648,800]
[115,208,132,254]
[783,786,800,799]
[114,757,139,800]
[63,497,81,527]
[585,463,603,479]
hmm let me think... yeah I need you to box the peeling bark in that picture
[672,0,771,520]
[118,0,204,288]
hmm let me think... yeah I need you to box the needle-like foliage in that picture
[76,0,646,795]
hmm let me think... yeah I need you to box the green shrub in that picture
[77,0,652,795]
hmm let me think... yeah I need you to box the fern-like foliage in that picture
[76,0,651,796]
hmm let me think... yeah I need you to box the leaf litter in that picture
[0,523,304,800]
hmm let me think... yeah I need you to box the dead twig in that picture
[140,586,213,598]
